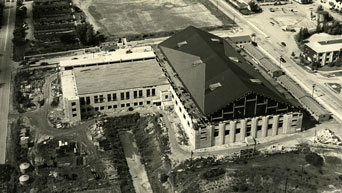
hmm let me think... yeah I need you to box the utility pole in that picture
[312,84,316,97]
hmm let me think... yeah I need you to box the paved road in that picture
[0,2,16,164]
[212,0,342,122]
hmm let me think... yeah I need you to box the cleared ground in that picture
[82,0,233,36]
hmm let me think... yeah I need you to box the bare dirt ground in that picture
[73,0,228,36]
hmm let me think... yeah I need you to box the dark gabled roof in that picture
[159,26,295,116]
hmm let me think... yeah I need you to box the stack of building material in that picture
[315,129,342,145]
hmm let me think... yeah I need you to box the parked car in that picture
[280,57,286,63]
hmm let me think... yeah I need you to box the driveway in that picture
[119,130,153,193]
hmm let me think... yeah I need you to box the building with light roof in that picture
[159,26,303,149]
[59,46,156,71]
[61,59,170,122]
[304,39,342,66]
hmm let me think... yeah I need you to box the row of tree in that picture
[75,23,105,46]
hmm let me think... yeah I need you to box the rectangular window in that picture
[121,92,125,100]
[134,91,138,99]
[147,89,151,97]
[236,128,241,134]
[94,96,99,103]
[225,130,230,135]
[126,103,130,107]
[126,92,130,100]
[139,90,143,98]
[268,124,273,129]
[87,108,91,112]
[100,106,104,110]
[134,102,138,106]
[152,88,156,96]
[86,97,90,104]
[113,93,117,101]
[179,107,182,112]
[214,130,219,137]
[94,107,99,111]
[147,101,151,104]
[121,104,125,108]
[72,114,77,117]
[99,95,104,103]
[107,94,112,102]
[165,95,169,99]
[72,108,76,112]
[80,97,85,105]
[278,121,283,128]
[139,102,143,106]
[108,106,112,109]
[257,125,262,131]
[113,105,117,108]
[71,102,76,106]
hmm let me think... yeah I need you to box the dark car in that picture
[280,57,286,63]
[281,42,287,46]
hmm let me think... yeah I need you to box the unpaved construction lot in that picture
[75,0,233,36]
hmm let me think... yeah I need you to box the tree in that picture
[317,5,324,12]
[296,27,311,42]
[248,1,262,13]
[85,26,96,45]
[76,23,104,46]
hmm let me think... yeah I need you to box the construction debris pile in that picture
[314,129,342,145]
[88,120,111,151]
[18,79,44,111]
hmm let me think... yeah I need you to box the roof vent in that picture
[192,59,203,66]
[250,79,262,84]
[211,38,221,42]
[177,41,188,48]
[229,57,239,63]
[209,82,222,91]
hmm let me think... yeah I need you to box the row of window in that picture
[213,122,283,137]
[80,88,157,105]
[80,101,151,113]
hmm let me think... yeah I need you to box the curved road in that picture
[0,2,16,164]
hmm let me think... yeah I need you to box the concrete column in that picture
[240,119,247,142]
[251,118,257,138]
[261,116,268,137]
[218,123,225,145]
[283,114,291,134]
[229,121,236,144]
[272,115,279,136]
[209,125,215,146]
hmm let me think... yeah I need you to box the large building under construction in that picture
[159,26,303,149]
[60,58,170,122]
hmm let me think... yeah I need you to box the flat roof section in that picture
[74,59,169,95]
[60,70,79,100]
[306,39,342,53]
[59,46,155,68]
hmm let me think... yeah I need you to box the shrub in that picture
[305,152,323,167]
[160,173,168,183]
[202,168,225,180]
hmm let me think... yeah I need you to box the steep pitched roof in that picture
[159,26,294,115]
